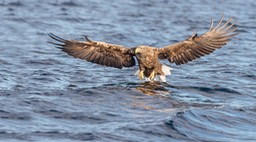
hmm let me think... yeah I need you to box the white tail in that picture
[162,64,172,75]
[159,64,173,82]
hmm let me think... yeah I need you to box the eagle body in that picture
[49,15,237,82]
[135,46,165,80]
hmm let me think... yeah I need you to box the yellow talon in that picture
[139,71,144,80]
[149,71,155,80]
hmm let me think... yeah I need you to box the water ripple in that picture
[0,0,255,141]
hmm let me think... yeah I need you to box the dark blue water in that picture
[0,0,256,141]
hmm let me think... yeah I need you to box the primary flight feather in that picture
[49,15,238,82]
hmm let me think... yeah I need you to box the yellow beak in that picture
[135,48,141,54]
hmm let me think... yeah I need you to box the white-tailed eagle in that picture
[49,15,237,82]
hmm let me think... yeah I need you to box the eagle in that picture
[49,15,237,82]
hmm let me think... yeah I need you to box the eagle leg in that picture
[139,71,144,80]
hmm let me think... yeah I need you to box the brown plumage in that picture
[49,15,238,82]
[48,34,135,69]
[158,15,238,65]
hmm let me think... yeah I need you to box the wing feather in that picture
[49,33,136,69]
[158,15,238,65]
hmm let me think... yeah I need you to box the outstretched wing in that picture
[49,33,136,69]
[158,15,238,65]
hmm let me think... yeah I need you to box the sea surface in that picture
[0,0,256,141]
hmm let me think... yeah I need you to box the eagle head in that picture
[135,45,155,56]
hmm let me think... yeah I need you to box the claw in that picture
[149,71,155,80]
[139,71,144,80]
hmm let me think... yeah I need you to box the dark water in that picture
[1,0,256,141]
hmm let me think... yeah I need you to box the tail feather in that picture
[158,64,173,82]
[162,64,173,76]
[159,75,166,82]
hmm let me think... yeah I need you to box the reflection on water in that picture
[135,81,170,96]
